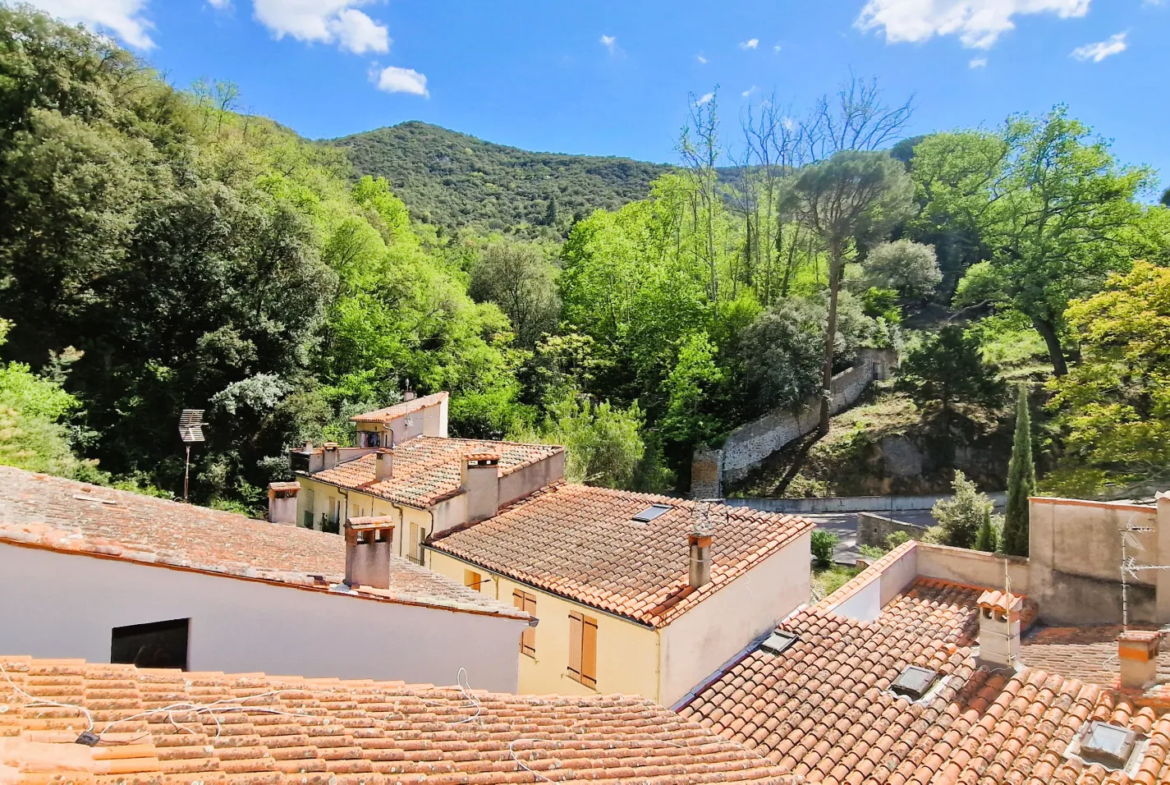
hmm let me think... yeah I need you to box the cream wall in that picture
[427,551,661,700]
[658,530,812,706]
[295,477,434,563]
[0,543,523,692]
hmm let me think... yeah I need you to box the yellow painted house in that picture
[427,485,814,706]
[276,391,814,707]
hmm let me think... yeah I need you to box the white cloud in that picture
[208,0,232,8]
[600,34,617,53]
[856,0,1091,49]
[739,37,759,49]
[253,0,390,54]
[696,52,708,64]
[742,85,758,98]
[23,0,155,49]
[1071,31,1128,62]
[696,92,714,106]
[773,43,782,52]
[372,65,428,96]
[969,56,988,67]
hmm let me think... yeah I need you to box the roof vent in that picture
[759,631,798,656]
[890,665,939,701]
[632,504,672,523]
[1078,721,1139,769]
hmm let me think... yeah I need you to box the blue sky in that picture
[21,1,1170,192]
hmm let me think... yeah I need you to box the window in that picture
[302,510,314,529]
[631,504,672,523]
[465,570,484,592]
[111,619,189,670]
[568,611,597,687]
[1080,722,1138,768]
[890,665,939,700]
[409,522,419,562]
[514,591,537,656]
[760,631,798,656]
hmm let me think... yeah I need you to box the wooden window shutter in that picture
[581,615,598,687]
[568,612,583,677]
[516,591,536,656]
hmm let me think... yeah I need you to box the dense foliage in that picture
[1002,384,1035,556]
[332,121,672,237]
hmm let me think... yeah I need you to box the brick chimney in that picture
[322,442,341,471]
[461,452,500,523]
[976,590,1023,668]
[374,448,393,482]
[1118,630,1161,690]
[344,517,396,589]
[689,503,714,589]
[266,482,300,525]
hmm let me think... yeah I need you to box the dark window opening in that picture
[760,631,798,656]
[632,504,672,523]
[890,665,938,700]
[111,618,189,671]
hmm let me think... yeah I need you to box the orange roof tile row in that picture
[430,484,815,628]
[0,466,527,621]
[0,657,795,784]
[308,437,562,509]
[349,392,449,423]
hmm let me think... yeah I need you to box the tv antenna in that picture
[178,409,206,502]
[1118,513,1170,630]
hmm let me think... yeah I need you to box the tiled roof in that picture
[680,603,1170,783]
[0,656,795,784]
[349,392,448,423]
[1022,625,1170,705]
[0,466,526,621]
[308,437,563,509]
[429,484,815,627]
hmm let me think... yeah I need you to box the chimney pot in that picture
[375,449,393,482]
[1119,630,1161,690]
[461,452,501,523]
[344,517,396,589]
[976,590,1023,668]
[322,442,340,471]
[267,482,300,525]
[689,504,714,589]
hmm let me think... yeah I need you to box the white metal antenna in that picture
[1118,512,1170,630]
[178,409,206,503]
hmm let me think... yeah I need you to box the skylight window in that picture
[890,665,938,700]
[1080,722,1138,769]
[632,504,672,523]
[760,631,798,656]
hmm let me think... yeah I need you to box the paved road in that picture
[807,510,940,564]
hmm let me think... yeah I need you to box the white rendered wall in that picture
[0,544,522,692]
[658,531,811,706]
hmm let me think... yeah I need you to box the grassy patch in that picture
[811,564,865,603]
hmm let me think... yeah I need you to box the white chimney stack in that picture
[344,517,396,589]
[461,451,501,523]
[1118,630,1161,690]
[688,503,714,589]
[375,449,393,482]
[266,482,300,525]
[976,590,1023,669]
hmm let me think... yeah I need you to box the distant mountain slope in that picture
[329,121,673,233]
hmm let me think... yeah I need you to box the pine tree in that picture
[974,506,998,553]
[1001,384,1036,556]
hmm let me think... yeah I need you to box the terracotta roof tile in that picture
[0,656,794,783]
[349,392,449,423]
[309,437,562,509]
[0,466,525,621]
[681,564,1170,784]
[430,484,814,627]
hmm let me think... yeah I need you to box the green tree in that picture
[930,471,998,549]
[1001,384,1035,555]
[895,325,1005,415]
[810,530,839,567]
[1161,187,1170,208]
[974,507,999,553]
[516,393,645,488]
[739,298,826,414]
[861,240,941,299]
[913,108,1154,375]
[1047,262,1170,496]
[784,151,916,433]
[468,239,560,347]
[660,332,725,448]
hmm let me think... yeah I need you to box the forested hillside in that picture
[331,122,672,235]
[2,6,1168,519]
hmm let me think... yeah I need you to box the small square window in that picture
[112,618,189,670]
[632,504,672,523]
[890,665,938,700]
[1081,722,1137,768]
[760,631,798,656]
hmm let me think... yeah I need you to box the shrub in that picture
[931,471,998,549]
[811,530,839,567]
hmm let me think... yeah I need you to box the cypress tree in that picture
[1002,384,1036,555]
[974,505,998,553]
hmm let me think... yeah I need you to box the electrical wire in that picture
[0,660,95,733]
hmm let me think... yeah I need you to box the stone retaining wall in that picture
[856,512,928,548]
